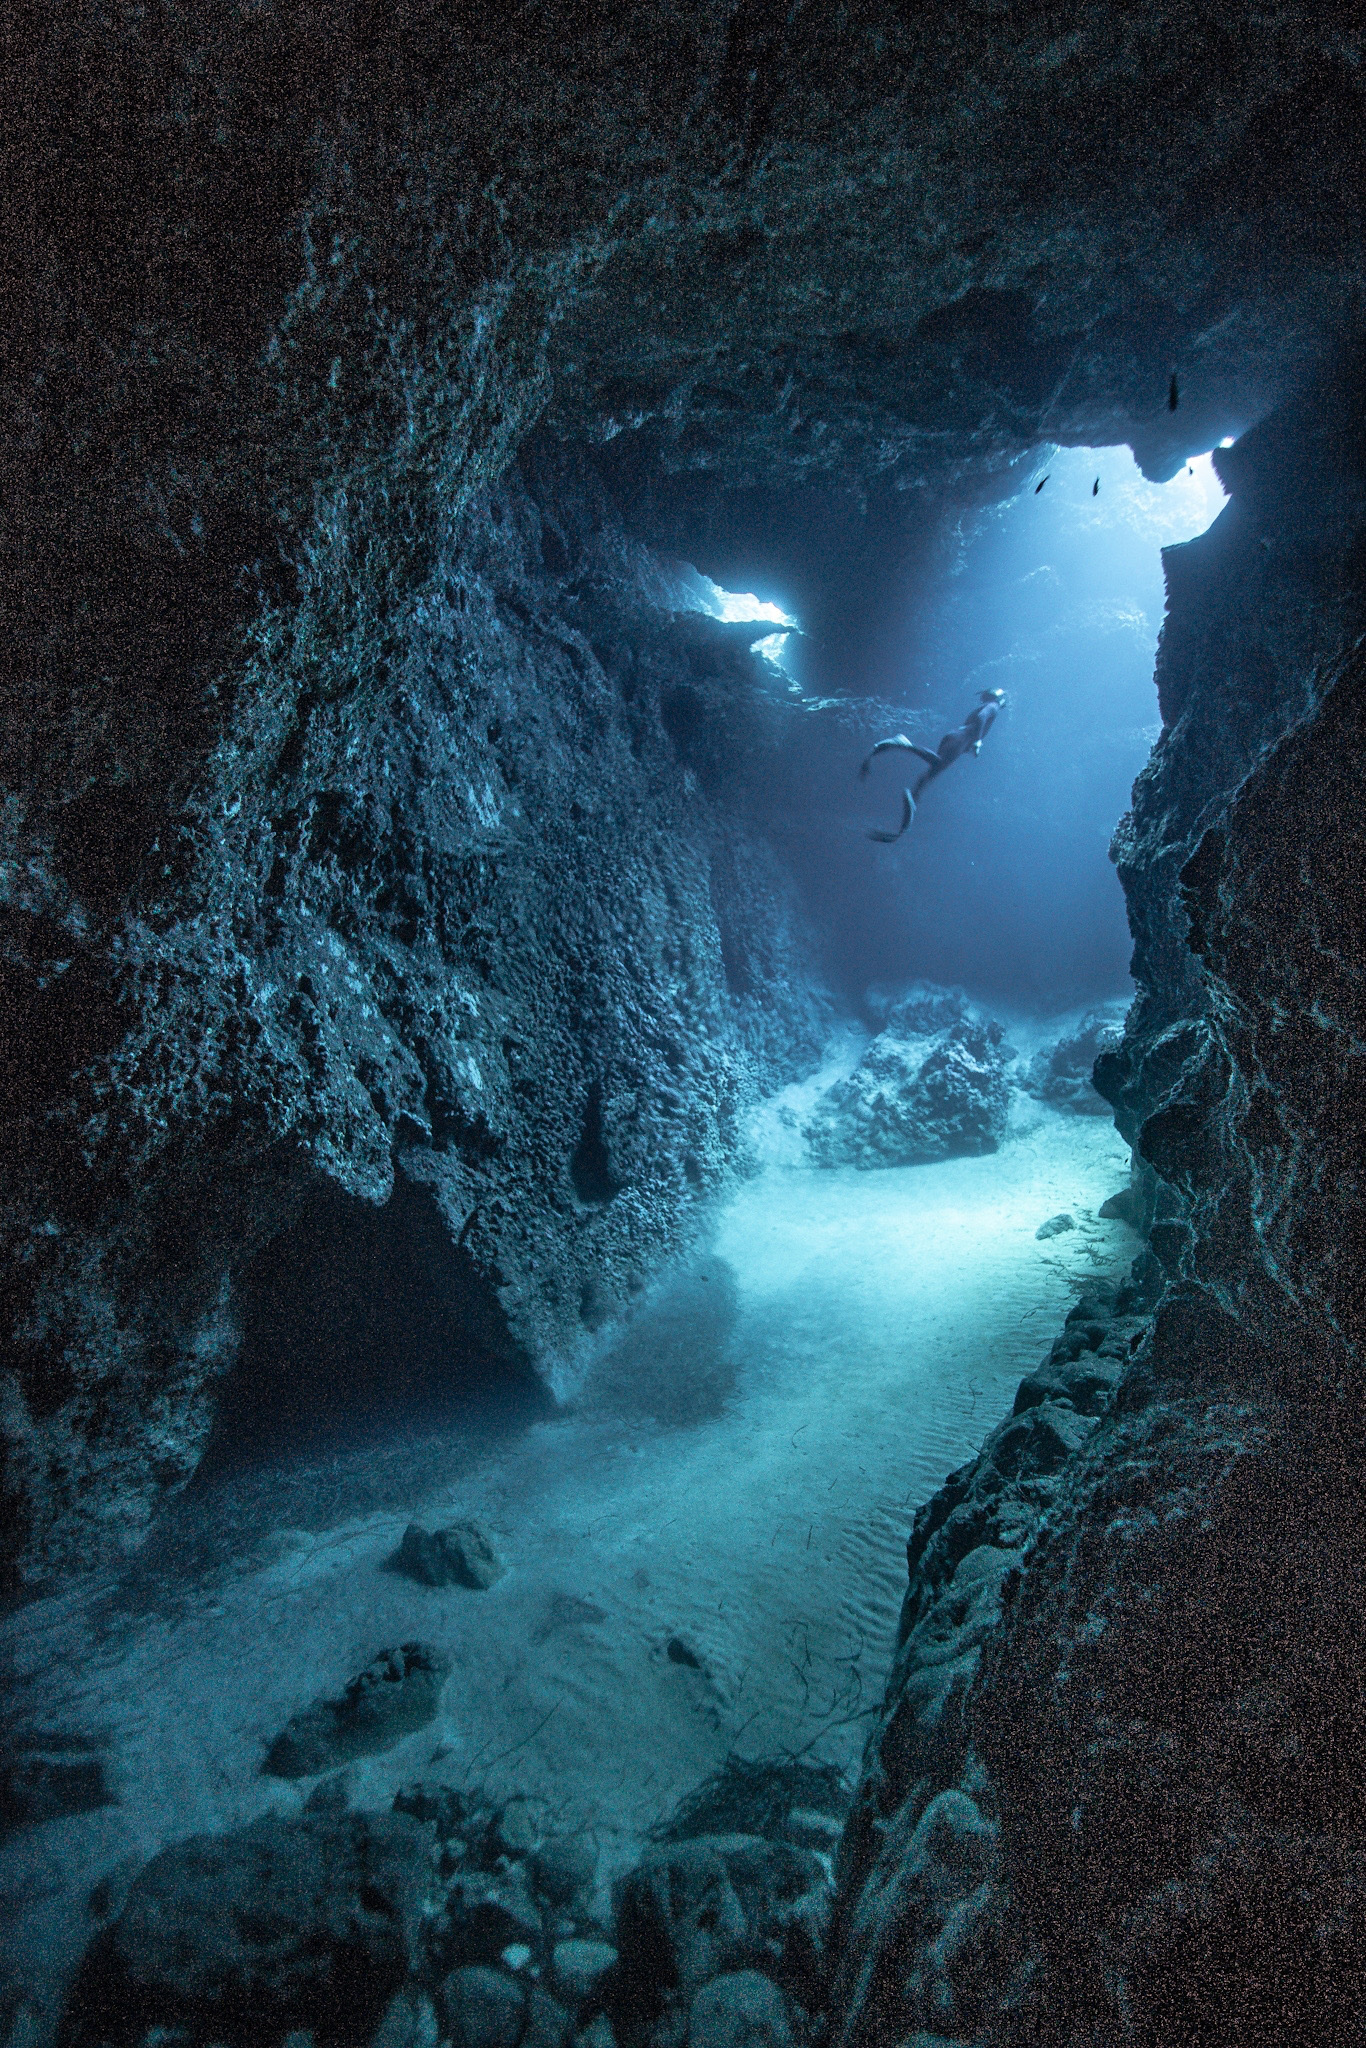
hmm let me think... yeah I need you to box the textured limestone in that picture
[805,1019,1010,1169]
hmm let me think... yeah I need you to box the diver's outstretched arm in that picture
[868,788,914,843]
[858,734,914,780]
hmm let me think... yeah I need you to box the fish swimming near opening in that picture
[1093,477,1100,495]
[1034,474,1049,493]
[1169,373,1180,411]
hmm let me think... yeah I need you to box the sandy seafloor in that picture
[1,1047,1137,2035]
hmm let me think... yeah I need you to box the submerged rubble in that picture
[59,1760,850,2048]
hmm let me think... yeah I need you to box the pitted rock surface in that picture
[805,1019,1010,1169]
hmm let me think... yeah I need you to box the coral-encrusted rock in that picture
[866,982,971,1038]
[439,1966,527,2048]
[263,1643,450,1779]
[805,1020,1010,1168]
[832,1789,1001,2048]
[689,1971,794,2048]
[1024,1005,1127,1116]
[612,1834,828,2019]
[969,1382,1366,2048]
[1098,358,1366,1189]
[1176,636,1366,1367]
[63,1810,430,2047]
[614,1841,749,2011]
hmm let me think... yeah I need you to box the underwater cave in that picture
[4,8,1366,2047]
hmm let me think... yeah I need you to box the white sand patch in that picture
[0,1105,1136,2031]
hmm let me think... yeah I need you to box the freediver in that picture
[859,688,1005,842]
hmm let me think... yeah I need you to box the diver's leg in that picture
[907,745,941,769]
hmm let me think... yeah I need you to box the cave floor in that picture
[2,1099,1135,2017]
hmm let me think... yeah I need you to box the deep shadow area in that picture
[197,1175,549,1476]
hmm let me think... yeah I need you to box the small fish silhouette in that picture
[1092,478,1100,496]
[1168,374,1180,411]
[1034,474,1049,494]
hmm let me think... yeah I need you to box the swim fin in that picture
[868,788,914,843]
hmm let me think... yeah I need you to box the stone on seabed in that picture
[263,1643,451,1778]
[396,1520,506,1589]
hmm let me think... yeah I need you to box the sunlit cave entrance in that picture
[685,439,1230,1019]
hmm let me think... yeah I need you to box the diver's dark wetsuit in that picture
[861,690,1004,842]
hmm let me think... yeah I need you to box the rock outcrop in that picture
[1,458,830,1585]
[1022,1006,1127,1117]
[61,1761,845,2048]
[806,1018,1011,1168]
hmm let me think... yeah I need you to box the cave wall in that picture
[0,450,829,1586]
[824,352,1366,2043]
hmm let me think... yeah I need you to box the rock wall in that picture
[826,352,1366,2041]
[0,453,830,1586]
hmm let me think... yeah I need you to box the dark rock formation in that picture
[394,1520,506,1591]
[612,1835,830,2025]
[263,1642,450,1779]
[806,1019,1010,1168]
[61,1809,431,2048]
[6,3,1366,1583]
[827,351,1366,2043]
[13,11,1366,2043]
[0,1726,116,1836]
[440,1965,528,2048]
[1,459,829,1585]
[688,1970,795,2048]
[1023,1005,1126,1116]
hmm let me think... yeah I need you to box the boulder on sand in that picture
[805,1018,1010,1168]
[395,1521,506,1589]
[1023,1007,1126,1115]
[263,1642,451,1779]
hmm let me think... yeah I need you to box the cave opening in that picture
[681,438,1232,1025]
